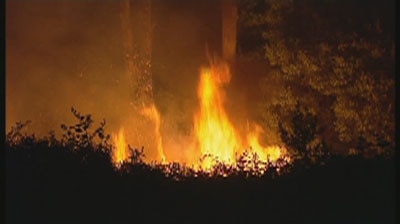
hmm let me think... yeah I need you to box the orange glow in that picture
[141,103,166,163]
[246,124,282,162]
[112,128,130,166]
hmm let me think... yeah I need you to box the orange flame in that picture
[194,64,241,169]
[110,59,288,173]
[193,60,286,170]
[246,124,282,162]
[112,128,130,166]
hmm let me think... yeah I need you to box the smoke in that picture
[6,1,128,136]
[6,0,225,161]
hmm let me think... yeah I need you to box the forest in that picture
[5,0,396,223]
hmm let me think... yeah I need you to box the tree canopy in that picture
[237,0,395,157]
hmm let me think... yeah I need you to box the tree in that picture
[238,0,395,156]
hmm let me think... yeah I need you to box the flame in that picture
[112,128,130,166]
[141,103,166,163]
[193,60,286,170]
[246,124,282,162]
[110,59,289,174]
[194,63,241,169]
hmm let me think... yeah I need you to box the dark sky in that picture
[6,0,221,138]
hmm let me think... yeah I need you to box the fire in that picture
[110,59,289,175]
[194,63,241,169]
[246,124,282,162]
[193,60,285,170]
[112,128,130,166]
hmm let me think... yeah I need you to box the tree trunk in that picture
[221,0,238,62]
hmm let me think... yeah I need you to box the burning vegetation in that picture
[108,54,290,175]
[6,1,395,223]
[6,107,291,180]
[6,0,394,175]
[7,52,292,177]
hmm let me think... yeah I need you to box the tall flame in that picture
[110,59,288,171]
[194,63,241,169]
[112,128,130,166]
[193,60,285,170]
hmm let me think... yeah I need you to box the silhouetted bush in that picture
[5,107,395,224]
[279,104,330,166]
[60,107,112,152]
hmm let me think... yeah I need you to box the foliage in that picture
[238,0,395,156]
[279,104,330,164]
[5,108,292,181]
[6,125,395,223]
[128,145,146,164]
[6,120,33,147]
[60,107,112,152]
[5,109,394,224]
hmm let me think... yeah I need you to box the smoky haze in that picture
[7,0,244,160]
[7,0,128,136]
